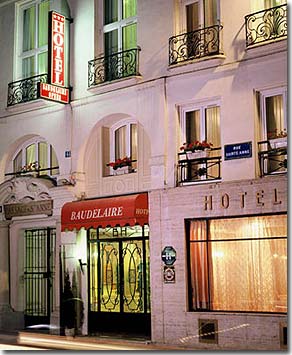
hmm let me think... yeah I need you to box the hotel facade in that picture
[0,0,287,350]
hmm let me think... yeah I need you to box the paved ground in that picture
[0,331,194,351]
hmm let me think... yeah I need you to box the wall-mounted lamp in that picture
[78,259,87,274]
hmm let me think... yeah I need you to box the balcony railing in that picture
[5,166,60,179]
[245,4,287,47]
[88,47,141,87]
[177,148,222,184]
[258,141,287,176]
[7,73,48,107]
[169,25,223,65]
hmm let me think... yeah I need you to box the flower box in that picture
[269,137,287,149]
[113,165,132,175]
[186,150,210,160]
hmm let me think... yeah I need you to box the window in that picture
[259,87,287,141]
[188,214,287,313]
[110,121,137,170]
[182,0,219,33]
[13,138,59,176]
[252,0,286,12]
[103,0,137,55]
[180,102,221,149]
[16,0,49,79]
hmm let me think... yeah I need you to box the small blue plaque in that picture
[224,142,252,161]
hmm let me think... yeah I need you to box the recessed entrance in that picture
[88,225,151,337]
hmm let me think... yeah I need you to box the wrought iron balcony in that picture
[177,148,222,185]
[245,4,287,47]
[7,73,48,107]
[88,47,141,87]
[169,25,223,65]
[258,140,287,177]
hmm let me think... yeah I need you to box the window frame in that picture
[14,0,49,80]
[103,0,137,53]
[179,99,221,147]
[179,0,220,33]
[110,118,138,163]
[259,86,287,141]
[12,137,59,176]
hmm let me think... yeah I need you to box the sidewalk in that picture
[17,331,194,351]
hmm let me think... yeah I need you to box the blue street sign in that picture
[224,142,252,160]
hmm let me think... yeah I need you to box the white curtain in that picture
[190,215,287,312]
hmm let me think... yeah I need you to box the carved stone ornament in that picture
[3,177,52,204]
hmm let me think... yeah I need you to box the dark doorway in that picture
[24,228,55,327]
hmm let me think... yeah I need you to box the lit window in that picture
[259,87,287,140]
[104,0,137,54]
[13,138,59,176]
[180,102,221,149]
[188,215,287,313]
[16,0,49,79]
[111,121,137,170]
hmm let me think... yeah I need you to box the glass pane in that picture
[204,0,217,27]
[38,142,48,175]
[98,226,143,239]
[104,0,118,24]
[100,242,120,312]
[186,110,200,143]
[13,150,23,173]
[206,106,220,147]
[130,124,137,169]
[89,242,99,311]
[210,238,287,312]
[186,2,199,31]
[38,52,48,74]
[26,144,36,165]
[105,30,119,55]
[115,125,127,159]
[122,23,136,50]
[209,215,287,241]
[123,0,137,19]
[50,145,59,175]
[38,1,49,47]
[23,5,36,51]
[123,240,144,313]
[22,56,35,77]
[266,95,285,138]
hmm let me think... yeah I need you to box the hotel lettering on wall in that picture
[39,11,71,104]
[204,188,282,210]
[4,200,53,220]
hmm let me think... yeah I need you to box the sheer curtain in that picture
[266,95,284,136]
[189,215,287,312]
[189,220,209,309]
[209,215,287,312]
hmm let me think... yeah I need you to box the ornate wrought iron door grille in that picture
[88,226,150,315]
[24,228,55,325]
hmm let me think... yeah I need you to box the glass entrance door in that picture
[88,225,150,336]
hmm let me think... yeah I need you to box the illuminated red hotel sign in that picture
[39,11,71,104]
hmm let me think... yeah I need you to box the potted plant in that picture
[268,129,287,149]
[106,156,136,175]
[180,140,213,159]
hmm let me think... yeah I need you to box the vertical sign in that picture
[49,11,65,87]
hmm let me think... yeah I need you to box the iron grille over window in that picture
[245,4,287,47]
[88,48,140,87]
[7,74,48,107]
[169,25,223,65]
